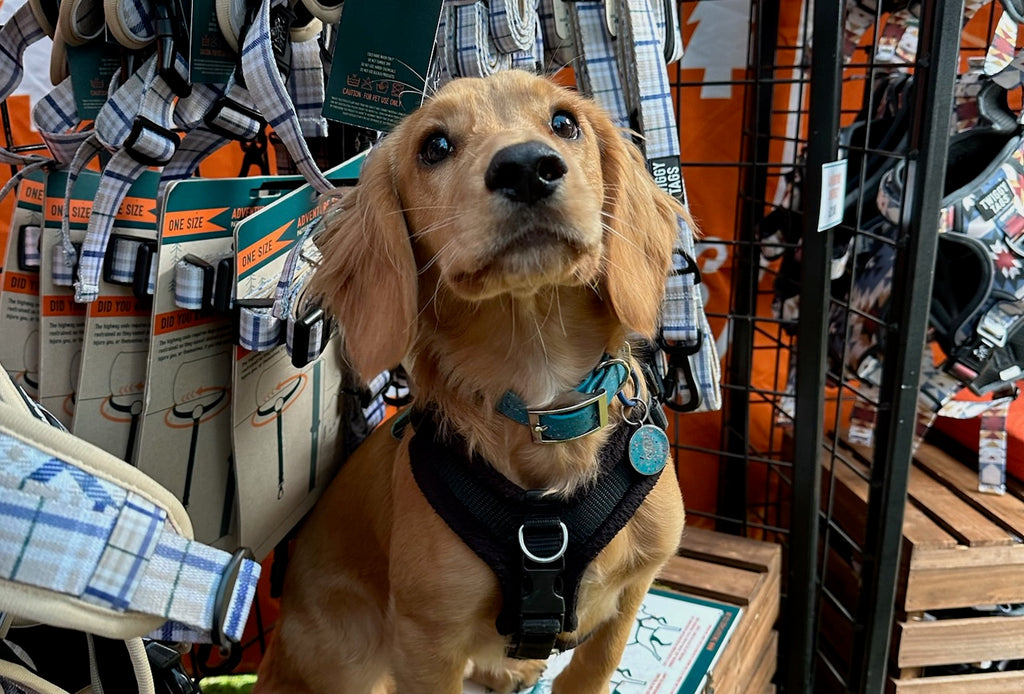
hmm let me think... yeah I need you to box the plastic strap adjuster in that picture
[123,116,181,167]
[203,97,266,142]
[288,306,330,368]
[154,0,192,98]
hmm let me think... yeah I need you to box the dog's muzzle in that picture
[485,141,567,205]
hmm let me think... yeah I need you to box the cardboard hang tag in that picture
[137,175,302,548]
[230,153,364,559]
[0,172,46,400]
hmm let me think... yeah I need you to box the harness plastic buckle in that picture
[132,239,158,300]
[978,314,1009,349]
[203,97,266,142]
[154,0,191,97]
[210,547,256,650]
[213,258,235,312]
[102,234,156,293]
[123,116,181,167]
[290,306,330,368]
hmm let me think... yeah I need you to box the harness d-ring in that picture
[518,522,569,564]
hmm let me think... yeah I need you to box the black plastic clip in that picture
[290,306,331,368]
[123,115,181,167]
[154,0,191,97]
[213,257,235,313]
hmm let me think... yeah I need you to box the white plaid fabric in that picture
[0,160,46,206]
[72,54,184,303]
[454,2,511,77]
[0,2,45,100]
[51,242,76,286]
[0,425,260,644]
[18,225,42,270]
[104,235,144,285]
[0,2,48,165]
[569,3,629,129]
[33,78,92,165]
[488,0,537,54]
[174,257,210,310]
[238,304,283,352]
[429,5,457,88]
[241,0,333,193]
[107,0,156,48]
[289,35,329,138]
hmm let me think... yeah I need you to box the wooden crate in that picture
[656,526,781,694]
[822,438,1024,692]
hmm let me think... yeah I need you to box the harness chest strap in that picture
[407,412,662,660]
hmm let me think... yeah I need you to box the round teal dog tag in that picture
[628,424,669,476]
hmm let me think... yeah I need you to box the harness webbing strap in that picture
[0,392,260,646]
[408,412,659,657]
[453,2,510,77]
[33,78,91,165]
[240,0,333,193]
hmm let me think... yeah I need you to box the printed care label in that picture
[322,0,444,131]
[818,159,848,232]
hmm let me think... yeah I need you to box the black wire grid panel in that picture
[670,1,983,692]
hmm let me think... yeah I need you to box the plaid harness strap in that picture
[0,1,50,166]
[0,371,261,647]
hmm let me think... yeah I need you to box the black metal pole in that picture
[852,2,962,692]
[719,0,781,535]
[786,0,843,691]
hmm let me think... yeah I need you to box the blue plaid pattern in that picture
[34,78,92,165]
[454,3,511,77]
[238,305,283,352]
[107,0,156,48]
[289,36,328,139]
[51,242,76,286]
[570,3,630,129]
[174,258,208,310]
[241,0,333,193]
[106,235,144,284]
[488,0,536,54]
[17,225,41,270]
[0,3,45,103]
[0,417,261,645]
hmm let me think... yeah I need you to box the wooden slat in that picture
[709,568,780,694]
[825,450,957,550]
[909,543,1024,571]
[914,442,1024,539]
[891,670,1024,693]
[745,631,778,694]
[896,615,1024,668]
[905,564,1024,612]
[656,556,762,607]
[679,526,781,575]
[905,465,1013,547]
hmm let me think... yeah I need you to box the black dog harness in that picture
[407,410,664,659]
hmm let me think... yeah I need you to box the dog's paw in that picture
[467,658,547,693]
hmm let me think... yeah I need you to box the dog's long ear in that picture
[311,145,417,382]
[591,109,686,337]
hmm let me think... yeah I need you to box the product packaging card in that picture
[139,175,302,548]
[463,590,741,694]
[66,40,123,120]
[72,170,160,464]
[321,0,444,131]
[37,170,97,428]
[0,172,46,397]
[231,154,364,559]
[189,0,235,84]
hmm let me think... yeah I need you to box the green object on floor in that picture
[199,674,258,693]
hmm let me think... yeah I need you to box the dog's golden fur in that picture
[253,70,687,694]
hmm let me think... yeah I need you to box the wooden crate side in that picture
[741,630,778,694]
[656,556,763,607]
[706,567,779,694]
[826,448,956,550]
[895,615,1024,668]
[678,526,782,575]
[914,442,1024,538]
[891,670,1024,693]
[904,563,1024,612]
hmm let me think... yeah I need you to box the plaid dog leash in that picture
[594,0,720,413]
[0,367,260,648]
[0,1,50,166]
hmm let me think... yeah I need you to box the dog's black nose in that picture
[485,142,568,204]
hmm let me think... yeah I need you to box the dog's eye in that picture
[420,133,454,165]
[551,111,580,140]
